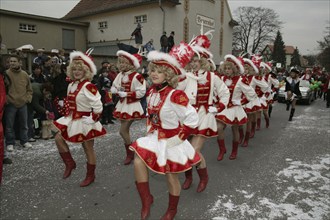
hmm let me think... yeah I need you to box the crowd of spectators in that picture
[0,49,123,173]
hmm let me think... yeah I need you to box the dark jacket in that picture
[160,34,168,47]
[167,35,174,51]
[131,27,143,44]
[285,77,301,97]
[52,72,69,100]
[28,83,47,115]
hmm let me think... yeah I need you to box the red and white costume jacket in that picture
[111,70,146,120]
[178,70,229,137]
[216,75,257,125]
[300,74,312,82]
[53,80,106,143]
[254,76,270,109]
[130,85,201,174]
[264,73,279,104]
[243,75,268,113]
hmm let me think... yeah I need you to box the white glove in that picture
[290,93,297,101]
[166,136,183,148]
[232,99,241,106]
[118,91,128,98]
[208,106,218,114]
[110,87,118,94]
[82,115,95,125]
[58,100,64,107]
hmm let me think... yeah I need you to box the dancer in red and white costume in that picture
[241,58,268,146]
[130,42,201,220]
[216,55,257,160]
[300,68,313,82]
[262,61,279,119]
[53,50,107,187]
[178,32,230,192]
[110,50,146,165]
[253,58,271,130]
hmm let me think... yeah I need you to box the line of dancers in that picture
[52,27,284,220]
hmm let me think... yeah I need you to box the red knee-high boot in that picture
[250,122,256,138]
[265,117,270,128]
[238,128,244,144]
[256,118,261,130]
[196,167,209,193]
[124,143,134,165]
[59,152,76,179]
[229,141,239,160]
[80,163,95,187]
[182,169,193,190]
[217,139,226,161]
[161,194,180,220]
[242,132,250,147]
[136,181,154,220]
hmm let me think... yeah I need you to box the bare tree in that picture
[317,24,330,71]
[233,7,282,54]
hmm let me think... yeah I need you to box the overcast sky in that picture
[1,0,329,55]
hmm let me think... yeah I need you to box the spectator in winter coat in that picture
[30,64,47,83]
[167,31,175,52]
[131,23,143,48]
[160,32,168,52]
[144,39,155,54]
[52,63,69,119]
[33,48,48,66]
[27,82,53,141]
[4,54,33,152]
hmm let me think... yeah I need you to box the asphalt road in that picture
[1,99,329,220]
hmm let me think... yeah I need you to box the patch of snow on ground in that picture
[208,154,330,219]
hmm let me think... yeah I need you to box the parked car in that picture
[277,80,315,105]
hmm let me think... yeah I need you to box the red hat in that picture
[169,42,195,69]
[191,45,213,59]
[243,58,259,73]
[147,42,194,75]
[251,54,262,69]
[261,61,272,71]
[224,54,245,74]
[116,50,142,69]
[190,25,214,59]
[190,24,214,50]
[70,49,97,75]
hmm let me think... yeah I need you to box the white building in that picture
[64,0,237,64]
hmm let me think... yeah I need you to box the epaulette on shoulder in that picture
[170,90,189,107]
[86,83,98,95]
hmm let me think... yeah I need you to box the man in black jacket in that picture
[167,31,175,52]
[160,32,168,53]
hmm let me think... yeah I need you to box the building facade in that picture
[262,44,296,69]
[0,9,88,54]
[64,0,237,65]
[0,0,236,69]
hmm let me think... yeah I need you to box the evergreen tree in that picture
[271,31,286,68]
[290,47,301,67]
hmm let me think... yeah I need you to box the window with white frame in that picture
[135,15,147,24]
[98,21,108,29]
[19,23,36,32]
